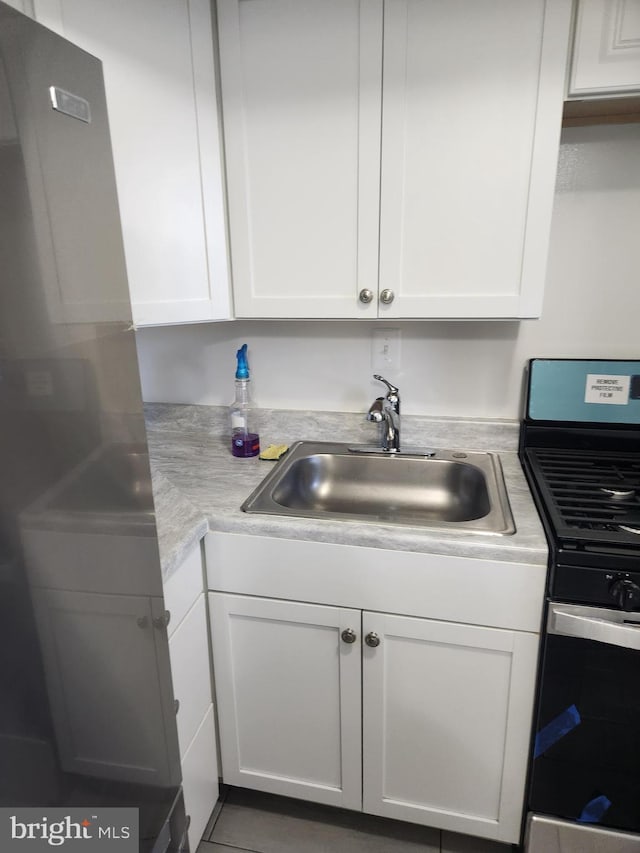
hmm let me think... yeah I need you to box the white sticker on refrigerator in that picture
[584,374,630,405]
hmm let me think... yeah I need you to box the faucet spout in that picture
[367,376,401,452]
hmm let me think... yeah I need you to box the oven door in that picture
[528,603,640,846]
[525,814,640,853]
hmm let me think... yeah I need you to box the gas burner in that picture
[600,487,636,501]
[522,448,640,543]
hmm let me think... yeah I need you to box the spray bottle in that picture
[230,344,260,458]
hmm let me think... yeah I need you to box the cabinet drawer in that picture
[169,594,212,757]
[182,704,219,852]
[164,543,204,639]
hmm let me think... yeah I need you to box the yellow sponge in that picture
[259,443,289,461]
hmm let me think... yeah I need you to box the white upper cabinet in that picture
[218,0,383,319]
[569,0,640,97]
[32,0,231,326]
[218,0,572,320]
[379,0,571,320]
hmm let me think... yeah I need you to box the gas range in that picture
[519,360,640,610]
[527,447,640,541]
[520,359,640,853]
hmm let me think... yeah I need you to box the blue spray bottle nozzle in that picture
[235,343,250,380]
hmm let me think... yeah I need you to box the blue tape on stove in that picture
[533,704,581,759]
[578,794,612,824]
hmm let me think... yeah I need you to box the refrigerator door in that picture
[0,1,181,840]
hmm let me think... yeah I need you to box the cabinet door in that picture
[182,705,219,852]
[570,0,640,96]
[210,593,362,809]
[379,0,571,319]
[32,0,231,325]
[362,612,539,843]
[169,594,212,758]
[218,0,382,319]
[31,589,178,786]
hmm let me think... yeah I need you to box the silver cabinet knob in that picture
[379,289,394,305]
[359,288,374,304]
[341,628,357,644]
[365,632,380,648]
[174,699,180,715]
[153,609,171,630]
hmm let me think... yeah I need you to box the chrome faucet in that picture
[367,374,400,452]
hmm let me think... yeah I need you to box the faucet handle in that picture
[373,374,399,396]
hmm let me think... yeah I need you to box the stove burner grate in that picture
[526,448,640,545]
[619,524,640,535]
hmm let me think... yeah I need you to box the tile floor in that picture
[196,787,515,853]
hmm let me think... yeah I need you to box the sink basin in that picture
[242,441,515,534]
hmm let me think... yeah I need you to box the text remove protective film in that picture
[527,359,640,425]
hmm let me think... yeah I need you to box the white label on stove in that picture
[584,374,630,405]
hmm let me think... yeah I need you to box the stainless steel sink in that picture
[242,441,515,534]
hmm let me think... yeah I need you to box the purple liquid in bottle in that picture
[232,432,260,458]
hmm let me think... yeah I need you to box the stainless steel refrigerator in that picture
[0,3,184,849]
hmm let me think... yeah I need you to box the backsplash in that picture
[144,402,520,453]
[136,123,640,421]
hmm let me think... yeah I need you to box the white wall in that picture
[136,124,640,420]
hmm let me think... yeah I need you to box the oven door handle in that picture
[549,604,640,652]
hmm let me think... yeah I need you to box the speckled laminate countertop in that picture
[145,403,548,582]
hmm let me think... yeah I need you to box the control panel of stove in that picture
[608,574,640,611]
[552,565,640,610]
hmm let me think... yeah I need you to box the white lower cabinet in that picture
[210,592,538,843]
[164,543,219,850]
[181,705,219,853]
[209,593,362,810]
[169,594,212,758]
[361,612,538,842]
[31,588,179,786]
